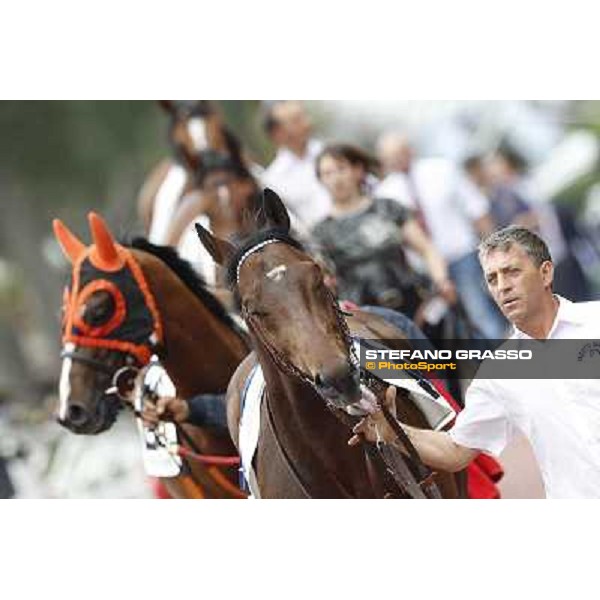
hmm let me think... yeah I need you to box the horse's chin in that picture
[326,384,380,417]
[91,399,121,433]
[317,383,362,412]
[346,384,379,417]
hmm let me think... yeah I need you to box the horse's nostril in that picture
[67,404,89,426]
[315,371,343,391]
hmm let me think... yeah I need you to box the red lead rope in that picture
[173,445,241,467]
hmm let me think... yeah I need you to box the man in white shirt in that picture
[351,226,600,498]
[262,101,331,228]
[375,132,505,339]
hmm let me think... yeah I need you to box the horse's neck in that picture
[161,297,245,398]
[256,347,371,498]
[140,258,246,398]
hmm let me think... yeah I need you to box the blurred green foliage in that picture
[0,101,165,211]
[0,100,272,218]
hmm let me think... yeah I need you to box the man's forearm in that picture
[186,394,228,430]
[392,426,475,472]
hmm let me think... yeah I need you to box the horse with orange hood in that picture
[54,212,248,498]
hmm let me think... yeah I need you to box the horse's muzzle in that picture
[57,394,120,435]
[314,365,361,409]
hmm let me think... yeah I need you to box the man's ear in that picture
[541,260,554,289]
[194,223,236,266]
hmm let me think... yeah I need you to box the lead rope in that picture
[326,296,441,499]
[356,362,441,499]
[338,313,442,498]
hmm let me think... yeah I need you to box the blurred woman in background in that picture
[311,144,456,321]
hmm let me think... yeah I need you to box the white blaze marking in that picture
[217,184,231,209]
[58,343,75,421]
[187,118,208,151]
[266,265,287,281]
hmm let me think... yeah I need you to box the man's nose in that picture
[497,274,512,293]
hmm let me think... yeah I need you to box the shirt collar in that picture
[554,295,584,324]
[511,295,581,339]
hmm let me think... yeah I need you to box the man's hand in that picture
[141,396,190,428]
[350,385,478,473]
[348,386,400,446]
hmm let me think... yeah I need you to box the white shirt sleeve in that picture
[454,168,490,222]
[448,377,514,457]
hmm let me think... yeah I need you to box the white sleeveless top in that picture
[177,215,217,287]
[148,163,187,245]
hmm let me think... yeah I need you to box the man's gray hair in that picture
[479,226,552,266]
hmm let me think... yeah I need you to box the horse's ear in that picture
[53,219,85,264]
[194,223,235,266]
[260,188,290,232]
[88,212,125,271]
[158,100,177,115]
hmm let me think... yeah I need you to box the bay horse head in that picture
[159,100,243,175]
[53,213,163,434]
[196,188,361,410]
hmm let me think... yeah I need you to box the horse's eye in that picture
[82,292,116,327]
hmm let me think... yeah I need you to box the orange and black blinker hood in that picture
[55,213,163,365]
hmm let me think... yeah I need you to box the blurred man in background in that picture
[464,153,538,230]
[489,144,591,301]
[262,101,331,228]
[375,132,506,339]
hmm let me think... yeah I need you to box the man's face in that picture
[486,154,515,186]
[272,102,312,148]
[378,138,412,174]
[466,160,489,190]
[481,243,553,327]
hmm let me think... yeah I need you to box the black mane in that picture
[129,237,235,329]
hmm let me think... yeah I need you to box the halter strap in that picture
[60,347,121,376]
[236,239,281,284]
